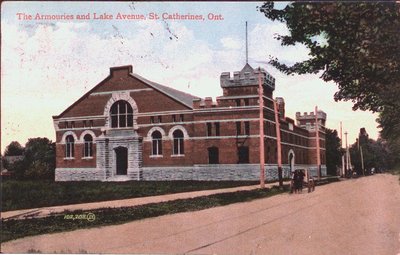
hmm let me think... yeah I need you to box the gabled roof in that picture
[53,66,200,119]
[131,73,199,109]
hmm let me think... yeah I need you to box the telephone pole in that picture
[340,122,345,177]
[274,99,283,188]
[258,68,265,188]
[345,131,349,176]
[315,106,321,180]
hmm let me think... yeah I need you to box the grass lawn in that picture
[1,179,260,212]
[1,185,288,243]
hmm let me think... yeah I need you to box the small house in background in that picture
[52,64,326,181]
[1,155,24,176]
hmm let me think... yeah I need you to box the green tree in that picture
[4,141,24,156]
[350,137,393,174]
[259,2,400,165]
[23,138,56,179]
[6,138,55,180]
[325,128,342,176]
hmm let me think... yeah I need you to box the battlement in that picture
[192,97,218,109]
[295,111,327,121]
[220,63,275,90]
[296,110,327,130]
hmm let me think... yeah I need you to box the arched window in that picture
[65,135,75,158]
[83,134,93,158]
[110,100,133,128]
[173,130,184,155]
[151,131,162,155]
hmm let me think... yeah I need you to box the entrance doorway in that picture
[115,147,128,175]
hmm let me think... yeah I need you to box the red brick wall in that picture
[54,65,327,171]
[56,143,97,168]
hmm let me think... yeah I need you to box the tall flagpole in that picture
[245,21,248,64]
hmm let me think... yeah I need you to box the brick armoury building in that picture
[53,64,327,181]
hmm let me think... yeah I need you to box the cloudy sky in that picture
[1,1,379,153]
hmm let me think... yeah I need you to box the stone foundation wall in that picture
[142,164,327,181]
[55,168,105,181]
[55,164,327,181]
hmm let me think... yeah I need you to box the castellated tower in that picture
[295,110,327,131]
[216,63,276,108]
[296,110,327,171]
[220,63,275,90]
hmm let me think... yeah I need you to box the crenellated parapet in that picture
[220,63,275,90]
[296,110,327,130]
[192,97,218,109]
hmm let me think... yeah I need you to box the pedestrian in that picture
[298,169,305,193]
[290,169,296,193]
[293,170,300,194]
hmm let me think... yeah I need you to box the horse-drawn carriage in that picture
[290,168,315,193]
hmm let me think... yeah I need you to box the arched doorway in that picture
[115,147,128,175]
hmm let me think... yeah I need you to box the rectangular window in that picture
[238,146,249,163]
[65,122,69,129]
[83,120,87,128]
[89,120,93,128]
[207,123,212,136]
[158,116,162,123]
[71,121,75,129]
[172,115,176,122]
[179,114,184,122]
[244,98,249,106]
[235,99,241,107]
[245,121,250,135]
[215,122,220,136]
[236,121,241,136]
[150,116,154,123]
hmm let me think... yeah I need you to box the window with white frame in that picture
[151,131,162,155]
[173,130,184,155]
[110,100,133,128]
[83,134,93,158]
[65,135,75,158]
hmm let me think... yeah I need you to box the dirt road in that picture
[2,174,400,255]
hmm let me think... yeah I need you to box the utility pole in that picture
[258,68,265,189]
[273,99,283,188]
[345,131,349,176]
[360,145,365,176]
[315,106,321,180]
[340,122,345,177]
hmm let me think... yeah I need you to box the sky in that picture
[1,1,380,153]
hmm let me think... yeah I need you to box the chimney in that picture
[205,97,213,108]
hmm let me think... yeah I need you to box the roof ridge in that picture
[131,73,200,109]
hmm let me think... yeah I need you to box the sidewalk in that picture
[2,181,288,220]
